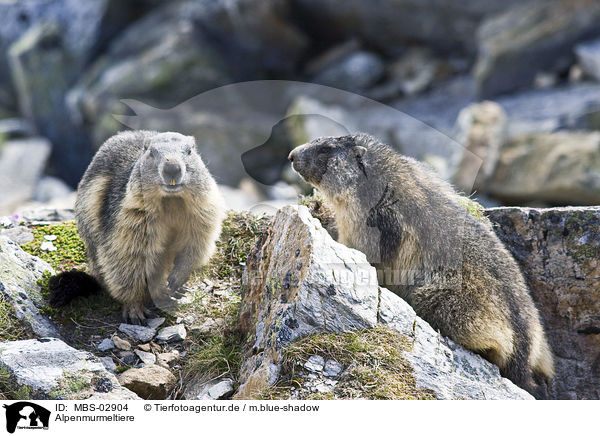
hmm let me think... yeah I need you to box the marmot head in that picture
[139,132,209,195]
[288,134,370,199]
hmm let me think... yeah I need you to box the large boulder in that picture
[575,37,600,82]
[474,0,600,98]
[291,0,523,55]
[486,131,600,205]
[487,207,600,399]
[68,0,307,146]
[0,337,139,399]
[236,205,532,399]
[0,236,59,338]
[0,0,114,112]
[0,137,51,215]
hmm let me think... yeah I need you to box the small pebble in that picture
[111,335,131,351]
[97,338,114,352]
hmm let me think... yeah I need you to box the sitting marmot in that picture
[50,131,225,323]
[288,133,554,398]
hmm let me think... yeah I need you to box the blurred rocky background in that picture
[2,0,600,216]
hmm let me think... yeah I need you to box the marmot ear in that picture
[354,146,367,158]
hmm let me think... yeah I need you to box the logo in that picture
[3,402,50,433]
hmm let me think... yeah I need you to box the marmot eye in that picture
[187,148,192,155]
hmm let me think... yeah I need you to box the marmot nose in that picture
[163,162,182,183]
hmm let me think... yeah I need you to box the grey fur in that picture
[75,130,225,322]
[289,133,554,398]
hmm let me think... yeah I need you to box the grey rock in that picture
[292,0,521,55]
[134,350,157,366]
[119,351,138,367]
[378,288,532,400]
[474,0,600,97]
[33,176,73,203]
[487,206,600,399]
[235,205,531,399]
[0,236,59,338]
[8,21,93,186]
[486,131,600,205]
[311,51,385,92]
[496,83,600,137]
[155,325,186,343]
[0,0,112,111]
[304,355,325,373]
[97,338,114,352]
[0,118,34,138]
[0,226,34,245]
[185,378,235,400]
[100,356,117,373]
[323,360,343,378]
[575,38,600,82]
[68,0,307,146]
[16,208,75,223]
[145,317,166,330]
[0,338,139,399]
[118,324,156,343]
[0,137,51,215]
[117,364,176,400]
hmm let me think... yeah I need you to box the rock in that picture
[100,356,117,373]
[452,101,508,194]
[8,21,93,186]
[304,355,325,373]
[134,350,157,366]
[137,343,151,353]
[155,325,186,343]
[192,318,220,335]
[497,82,600,137]
[111,336,131,351]
[0,118,34,139]
[485,131,600,205]
[369,47,440,100]
[157,351,180,368]
[0,236,59,338]
[311,51,385,92]
[0,137,51,215]
[0,0,114,111]
[0,338,139,399]
[292,0,521,55]
[235,205,531,399]
[68,0,307,145]
[575,38,600,82]
[117,364,176,400]
[118,323,156,343]
[13,207,75,223]
[323,360,343,378]
[185,378,235,400]
[474,0,600,97]
[97,338,114,352]
[118,351,138,367]
[486,207,600,399]
[0,226,34,245]
[33,176,73,203]
[145,317,166,330]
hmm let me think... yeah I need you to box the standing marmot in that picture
[288,133,554,398]
[51,130,225,323]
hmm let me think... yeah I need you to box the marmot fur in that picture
[288,133,554,398]
[52,130,225,322]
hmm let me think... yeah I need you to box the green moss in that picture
[21,222,87,271]
[0,367,32,400]
[270,327,434,400]
[0,293,34,342]
[49,372,91,399]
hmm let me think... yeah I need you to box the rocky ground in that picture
[0,200,598,400]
